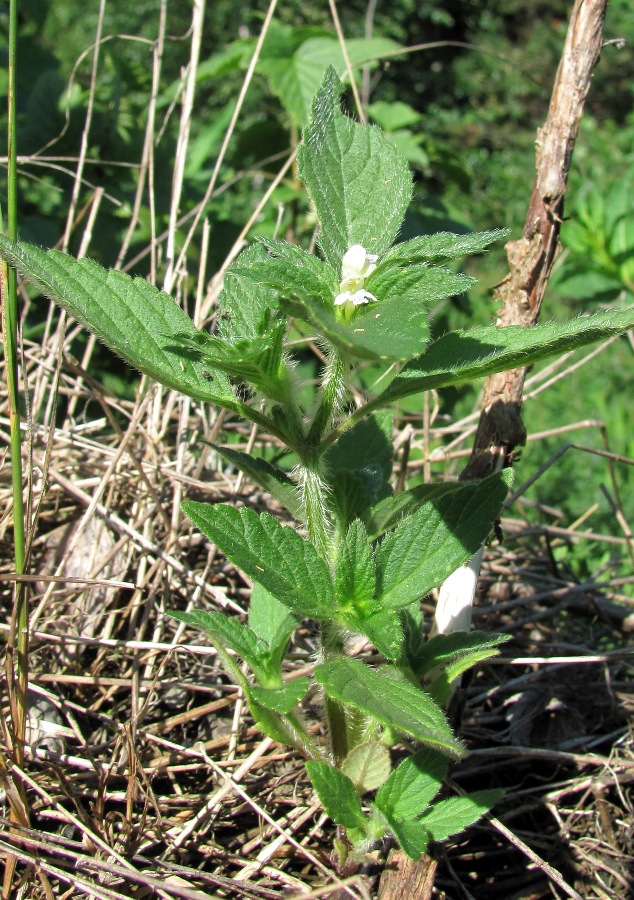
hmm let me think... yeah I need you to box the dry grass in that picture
[1,336,633,898]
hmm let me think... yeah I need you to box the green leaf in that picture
[263,34,403,128]
[365,482,471,540]
[211,444,303,521]
[427,634,511,706]
[335,520,376,614]
[343,607,404,661]
[248,583,297,654]
[375,748,448,821]
[341,741,391,793]
[367,101,423,132]
[382,229,508,266]
[419,790,503,842]
[250,678,310,713]
[380,815,430,860]
[297,68,412,270]
[247,695,299,746]
[377,308,634,405]
[374,472,510,610]
[314,657,464,756]
[306,761,367,831]
[217,242,282,343]
[416,631,510,677]
[170,609,262,670]
[182,502,335,620]
[0,236,234,406]
[366,262,474,311]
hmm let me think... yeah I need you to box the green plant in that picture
[3,69,634,863]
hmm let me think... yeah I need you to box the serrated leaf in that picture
[297,68,412,270]
[248,583,297,654]
[326,412,393,480]
[182,502,334,620]
[382,229,508,266]
[376,308,634,405]
[374,472,510,610]
[341,742,391,793]
[0,236,235,406]
[211,444,303,521]
[365,262,474,311]
[250,678,310,713]
[306,761,367,830]
[170,609,262,670]
[379,812,430,860]
[314,657,464,756]
[345,608,404,661]
[335,521,376,613]
[365,482,470,541]
[419,790,503,842]
[375,748,448,821]
[218,242,282,343]
[416,631,510,677]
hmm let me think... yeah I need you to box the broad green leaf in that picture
[375,471,510,610]
[248,583,297,654]
[341,741,391,793]
[365,482,471,540]
[217,242,282,343]
[0,236,234,406]
[263,34,403,127]
[415,631,510,677]
[182,502,335,620]
[306,761,367,831]
[376,308,634,406]
[343,607,404,661]
[375,748,448,821]
[367,101,423,132]
[419,790,503,842]
[326,412,393,481]
[211,444,303,521]
[335,521,376,613]
[170,609,262,671]
[365,262,474,313]
[280,275,432,361]
[382,229,507,266]
[376,811,430,860]
[250,678,310,713]
[314,657,464,756]
[297,68,412,271]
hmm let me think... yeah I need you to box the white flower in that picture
[334,244,379,318]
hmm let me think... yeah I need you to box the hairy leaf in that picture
[314,657,464,756]
[419,790,503,842]
[306,761,367,830]
[342,741,391,793]
[250,678,310,713]
[182,502,334,619]
[335,520,376,613]
[297,68,412,270]
[382,229,508,265]
[210,444,303,521]
[375,748,448,821]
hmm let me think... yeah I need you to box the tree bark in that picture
[463,0,607,480]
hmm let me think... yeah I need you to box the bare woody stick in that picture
[433,0,608,638]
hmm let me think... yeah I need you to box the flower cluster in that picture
[334,244,379,319]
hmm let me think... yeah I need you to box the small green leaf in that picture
[365,482,470,541]
[341,741,391,793]
[335,521,376,613]
[314,657,464,756]
[248,583,297,654]
[297,68,412,270]
[326,412,393,482]
[375,748,448,821]
[345,608,404,661]
[382,229,508,266]
[169,609,262,670]
[379,813,430,860]
[306,761,368,831]
[217,242,282,343]
[416,631,510,677]
[0,237,234,406]
[375,472,510,610]
[250,678,310,713]
[419,790,503,842]
[182,502,334,620]
[210,444,303,521]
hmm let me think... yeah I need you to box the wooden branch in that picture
[462,0,608,480]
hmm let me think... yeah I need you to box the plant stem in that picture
[306,350,347,447]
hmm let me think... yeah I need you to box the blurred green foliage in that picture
[1,0,633,588]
